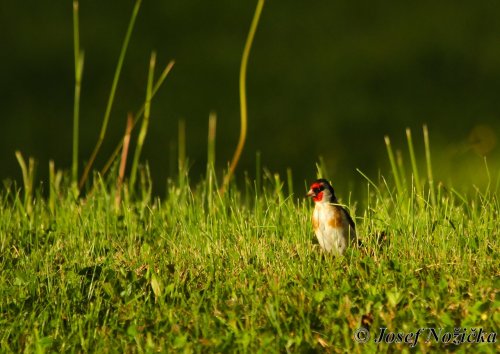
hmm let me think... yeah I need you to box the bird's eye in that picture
[313,186,325,194]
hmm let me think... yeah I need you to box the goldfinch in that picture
[307,178,356,255]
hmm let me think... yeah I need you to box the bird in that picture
[306,178,356,255]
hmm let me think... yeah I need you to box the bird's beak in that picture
[306,189,315,198]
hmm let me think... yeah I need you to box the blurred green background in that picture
[1,1,498,196]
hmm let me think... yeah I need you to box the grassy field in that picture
[1,1,498,352]
[0,161,498,353]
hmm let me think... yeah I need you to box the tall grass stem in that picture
[15,151,35,215]
[384,135,403,196]
[49,160,57,213]
[72,0,83,184]
[101,60,175,176]
[130,51,156,191]
[317,156,329,180]
[255,151,261,194]
[423,125,436,206]
[72,53,84,185]
[221,0,265,193]
[287,168,293,197]
[178,120,186,189]
[79,0,142,190]
[115,114,134,209]
[207,112,217,206]
[207,112,217,170]
[406,128,423,206]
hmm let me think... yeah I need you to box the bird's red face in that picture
[307,181,326,203]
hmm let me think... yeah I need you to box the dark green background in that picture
[1,1,498,196]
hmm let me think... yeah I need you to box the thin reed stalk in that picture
[255,151,261,194]
[286,168,293,197]
[72,0,84,185]
[423,125,436,206]
[130,51,156,190]
[221,0,265,193]
[79,0,142,190]
[207,112,217,206]
[15,151,35,215]
[178,119,186,189]
[101,60,175,176]
[316,156,329,180]
[115,114,134,209]
[396,150,406,187]
[384,135,403,196]
[406,128,423,207]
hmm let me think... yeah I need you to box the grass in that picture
[0,158,498,352]
[79,0,142,190]
[221,0,266,193]
[1,1,499,352]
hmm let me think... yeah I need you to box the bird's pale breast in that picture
[312,203,353,254]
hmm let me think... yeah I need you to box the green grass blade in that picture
[72,0,82,185]
[222,0,265,193]
[178,119,186,189]
[207,111,217,208]
[72,52,84,185]
[287,168,293,197]
[49,160,56,213]
[423,125,436,206]
[356,168,380,194]
[72,1,80,73]
[130,51,156,191]
[15,151,35,215]
[396,149,406,187]
[79,0,142,190]
[316,155,329,180]
[406,127,423,206]
[255,150,261,195]
[101,60,175,177]
[384,135,403,196]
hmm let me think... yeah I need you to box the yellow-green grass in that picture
[0,167,498,352]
